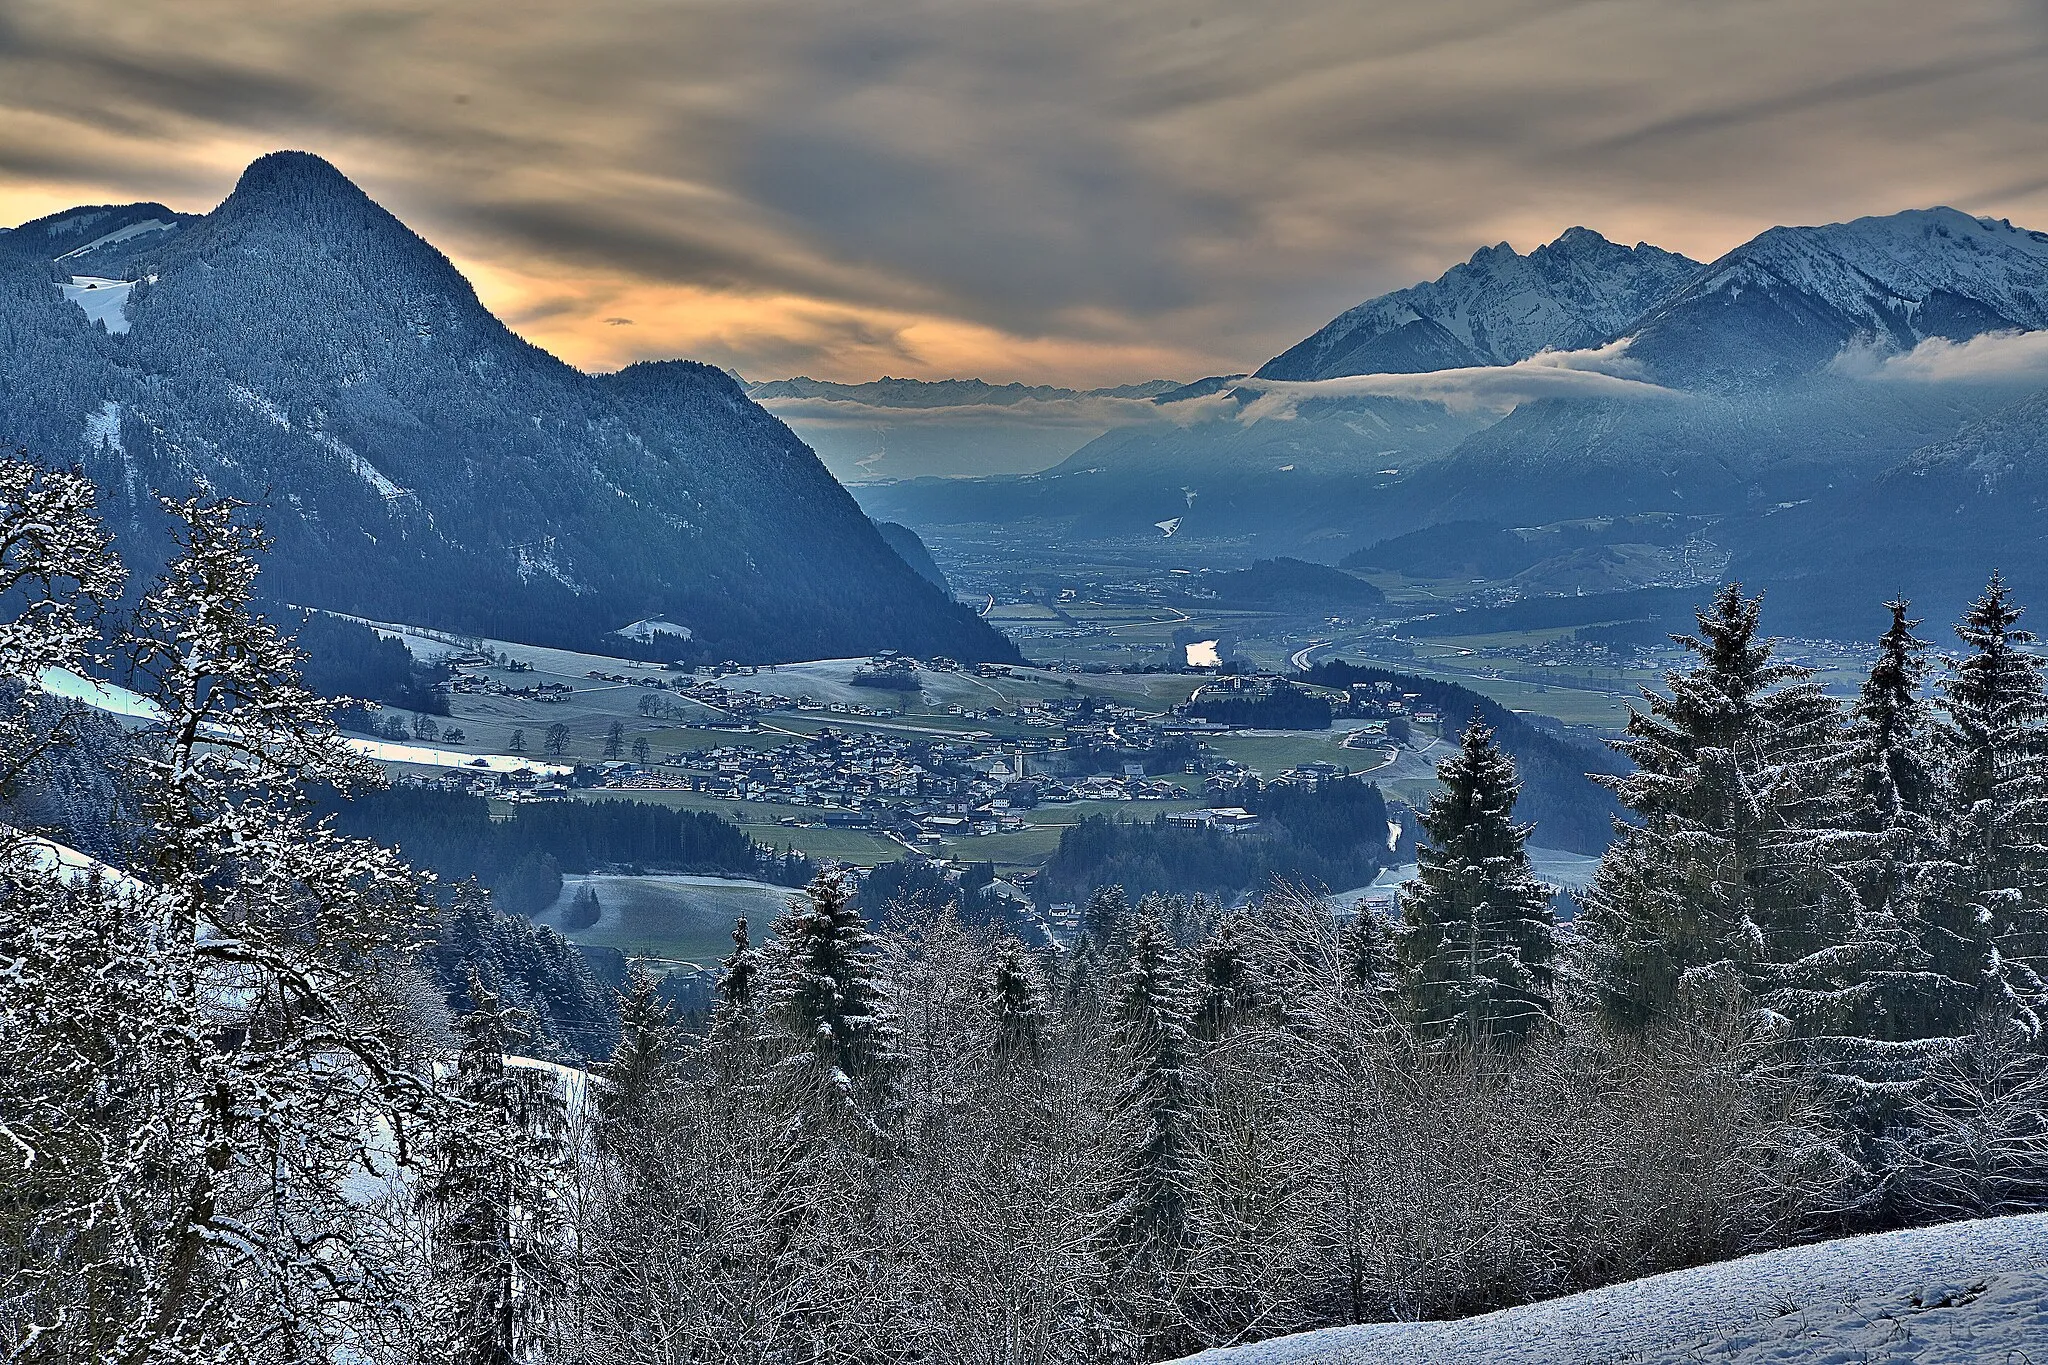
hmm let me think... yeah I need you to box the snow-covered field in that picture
[4,826,150,898]
[35,667,568,776]
[58,275,135,332]
[1170,1213,2048,1365]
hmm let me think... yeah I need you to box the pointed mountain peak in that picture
[1546,225,1614,252]
[220,151,377,219]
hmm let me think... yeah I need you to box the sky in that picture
[3,0,2047,387]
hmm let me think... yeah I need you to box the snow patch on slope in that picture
[54,217,174,262]
[227,383,409,499]
[33,667,566,775]
[1171,1213,2048,1365]
[83,400,122,454]
[58,276,134,333]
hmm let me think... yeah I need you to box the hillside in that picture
[0,152,1016,664]
[1170,1213,2048,1365]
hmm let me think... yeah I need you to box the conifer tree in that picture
[715,916,758,1019]
[761,872,901,1136]
[1061,924,1107,1020]
[602,968,677,1124]
[1098,914,1199,1356]
[1823,599,1938,1042]
[1195,913,1276,1042]
[429,971,569,1365]
[1341,904,1396,995]
[1580,584,1843,1028]
[990,935,1049,1066]
[1084,882,1133,946]
[1905,574,2048,1039]
[1393,716,1556,1050]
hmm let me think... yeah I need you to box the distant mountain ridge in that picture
[1625,207,2048,387]
[863,204,2048,636]
[0,151,1016,664]
[1256,227,1701,381]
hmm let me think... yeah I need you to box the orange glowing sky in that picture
[4,0,2047,386]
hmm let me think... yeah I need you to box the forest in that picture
[5,451,2048,1363]
[318,784,813,915]
[1035,775,1397,909]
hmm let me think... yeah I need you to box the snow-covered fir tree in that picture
[991,934,1050,1066]
[1097,914,1200,1358]
[601,967,678,1126]
[1904,574,2048,1040]
[761,871,902,1138]
[426,971,569,1365]
[1195,913,1277,1042]
[1392,715,1557,1050]
[1822,599,1940,1045]
[1579,584,1845,1029]
[1341,903,1396,995]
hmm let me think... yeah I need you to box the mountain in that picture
[871,519,950,593]
[1256,227,1701,380]
[865,207,2048,636]
[1732,383,2048,631]
[1169,1212,2048,1365]
[0,152,1015,664]
[1625,207,2048,387]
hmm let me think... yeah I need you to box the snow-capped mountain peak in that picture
[1257,228,1701,381]
[1622,206,2048,387]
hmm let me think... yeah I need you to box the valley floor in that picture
[1171,1213,2048,1365]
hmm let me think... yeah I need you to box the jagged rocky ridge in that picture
[0,152,1016,663]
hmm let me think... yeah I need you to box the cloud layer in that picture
[3,1,2046,383]
[1233,342,1680,418]
[1833,329,2048,384]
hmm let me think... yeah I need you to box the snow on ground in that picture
[53,217,173,261]
[1170,1213,2048,1365]
[36,664,162,720]
[4,825,150,898]
[34,667,566,775]
[1327,847,1599,907]
[83,399,122,453]
[58,276,135,333]
[343,736,569,776]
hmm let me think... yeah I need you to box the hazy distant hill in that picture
[0,151,1016,664]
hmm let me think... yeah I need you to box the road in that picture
[1289,640,1330,673]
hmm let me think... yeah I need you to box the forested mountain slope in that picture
[0,151,1015,663]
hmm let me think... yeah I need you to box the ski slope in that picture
[1170,1214,2048,1365]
